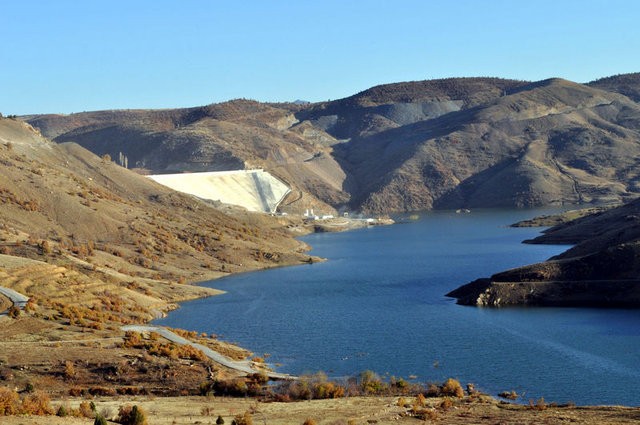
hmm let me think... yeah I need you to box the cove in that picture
[155,209,640,406]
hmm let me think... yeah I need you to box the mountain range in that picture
[22,73,640,214]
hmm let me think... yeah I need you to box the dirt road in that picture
[122,325,295,380]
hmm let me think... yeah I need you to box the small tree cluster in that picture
[0,387,53,416]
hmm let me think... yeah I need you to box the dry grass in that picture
[1,395,640,425]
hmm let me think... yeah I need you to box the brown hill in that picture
[0,117,326,398]
[588,72,640,103]
[24,101,348,215]
[24,74,640,214]
[325,78,640,212]
[0,117,311,316]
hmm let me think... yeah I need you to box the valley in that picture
[3,73,640,423]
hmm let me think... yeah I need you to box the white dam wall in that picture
[148,169,290,213]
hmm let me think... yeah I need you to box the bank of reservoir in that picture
[156,209,640,406]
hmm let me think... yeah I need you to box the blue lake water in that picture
[155,209,640,406]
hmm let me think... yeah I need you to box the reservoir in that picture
[155,209,640,406]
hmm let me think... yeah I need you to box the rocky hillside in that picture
[24,73,640,214]
[588,72,640,102]
[0,117,312,309]
[447,200,640,307]
[24,102,348,215]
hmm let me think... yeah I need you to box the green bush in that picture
[56,405,68,417]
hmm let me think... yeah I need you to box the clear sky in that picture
[2,0,639,115]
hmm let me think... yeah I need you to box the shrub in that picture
[303,419,317,425]
[56,405,69,417]
[359,370,385,394]
[116,404,148,425]
[79,400,94,418]
[64,360,76,380]
[231,411,253,425]
[21,391,54,415]
[439,398,453,410]
[216,415,225,424]
[440,378,464,398]
[94,414,109,425]
[414,393,427,408]
[0,387,20,415]
[534,397,547,411]
[7,306,20,319]
[425,383,439,397]
[39,240,52,254]
[123,331,143,348]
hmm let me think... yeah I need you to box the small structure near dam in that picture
[148,169,290,213]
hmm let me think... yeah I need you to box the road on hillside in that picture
[122,325,295,380]
[0,286,29,313]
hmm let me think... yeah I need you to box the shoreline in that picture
[161,212,625,407]
[3,211,637,410]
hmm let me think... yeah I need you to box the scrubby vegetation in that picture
[116,404,148,425]
[0,387,54,416]
[122,331,208,361]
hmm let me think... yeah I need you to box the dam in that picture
[148,169,290,213]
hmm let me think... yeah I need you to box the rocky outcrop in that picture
[447,278,640,307]
[448,200,640,308]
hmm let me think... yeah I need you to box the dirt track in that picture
[122,325,295,379]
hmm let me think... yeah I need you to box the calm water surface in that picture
[156,209,640,406]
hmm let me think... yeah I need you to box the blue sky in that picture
[2,0,639,115]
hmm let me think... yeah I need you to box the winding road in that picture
[0,286,29,314]
[0,286,294,380]
[122,325,295,380]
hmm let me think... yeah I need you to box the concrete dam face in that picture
[148,169,290,213]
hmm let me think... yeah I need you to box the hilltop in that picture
[23,73,640,213]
